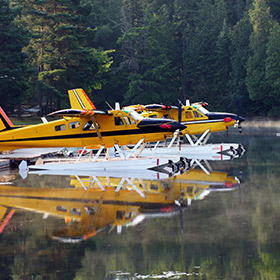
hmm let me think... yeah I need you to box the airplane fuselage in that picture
[0,110,183,151]
[141,106,244,135]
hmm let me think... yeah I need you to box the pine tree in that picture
[117,0,180,105]
[0,0,31,112]
[229,12,255,116]
[211,19,232,110]
[12,0,113,111]
[265,22,280,115]
[246,0,274,112]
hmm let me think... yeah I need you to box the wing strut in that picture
[90,116,103,144]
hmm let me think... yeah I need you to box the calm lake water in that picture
[1,126,280,280]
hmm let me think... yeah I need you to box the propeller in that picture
[177,100,183,124]
[237,99,242,133]
[177,100,185,146]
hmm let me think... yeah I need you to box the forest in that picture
[1,0,279,117]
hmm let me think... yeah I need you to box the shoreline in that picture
[241,118,280,128]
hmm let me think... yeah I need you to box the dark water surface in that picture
[1,126,280,280]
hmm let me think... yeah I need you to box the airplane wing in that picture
[48,109,112,117]
[144,104,178,110]
[68,89,96,110]
[123,105,146,111]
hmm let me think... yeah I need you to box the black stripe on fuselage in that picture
[0,126,175,143]
[182,119,226,125]
[0,194,173,209]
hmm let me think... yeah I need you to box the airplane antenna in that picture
[105,101,113,110]
[115,102,120,110]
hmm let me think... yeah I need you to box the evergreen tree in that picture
[268,0,280,22]
[211,19,232,110]
[265,22,280,115]
[12,0,113,112]
[117,0,180,105]
[0,0,31,112]
[229,12,255,116]
[175,0,228,104]
[246,0,274,113]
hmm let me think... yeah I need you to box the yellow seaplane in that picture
[0,168,240,242]
[0,89,186,153]
[124,102,245,145]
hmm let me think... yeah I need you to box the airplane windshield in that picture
[197,106,209,115]
[128,111,144,121]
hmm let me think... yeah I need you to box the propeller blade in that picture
[238,121,242,133]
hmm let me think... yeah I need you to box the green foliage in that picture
[265,22,280,108]
[246,0,277,114]
[0,0,33,112]
[2,0,280,116]
[229,12,256,116]
[11,0,113,111]
[211,19,232,110]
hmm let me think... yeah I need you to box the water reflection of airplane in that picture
[0,169,241,242]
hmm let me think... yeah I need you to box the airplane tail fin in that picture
[0,107,14,131]
[68,89,96,110]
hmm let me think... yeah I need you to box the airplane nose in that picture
[208,112,244,123]
[137,118,186,131]
[167,122,187,131]
[223,114,245,123]
[237,115,245,122]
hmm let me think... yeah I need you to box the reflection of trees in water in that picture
[1,211,94,279]
[73,133,280,279]
[2,130,280,279]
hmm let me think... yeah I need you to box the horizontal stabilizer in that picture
[145,104,177,110]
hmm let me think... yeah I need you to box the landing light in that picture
[224,117,232,123]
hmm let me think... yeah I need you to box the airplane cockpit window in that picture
[193,111,203,118]
[115,117,124,126]
[83,121,93,131]
[185,111,194,119]
[197,106,209,115]
[150,184,159,191]
[69,121,80,129]
[123,116,133,125]
[149,114,157,118]
[187,186,194,194]
[129,111,144,121]
[84,206,96,215]
[55,124,66,131]
[70,208,81,216]
[56,205,67,212]
[125,212,132,220]
[116,210,125,219]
